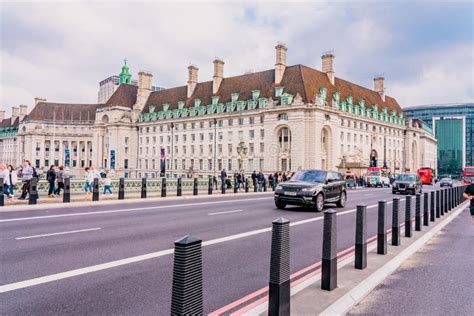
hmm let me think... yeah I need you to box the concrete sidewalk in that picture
[349,208,474,315]
[247,199,469,315]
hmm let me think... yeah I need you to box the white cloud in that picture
[390,43,474,106]
[0,1,472,116]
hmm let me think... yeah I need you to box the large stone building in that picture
[0,44,437,178]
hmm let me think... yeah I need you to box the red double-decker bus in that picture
[417,167,434,185]
[461,166,474,184]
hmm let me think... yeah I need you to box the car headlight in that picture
[302,187,319,193]
[409,183,415,187]
[276,185,283,190]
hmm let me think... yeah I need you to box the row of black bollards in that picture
[168,185,468,315]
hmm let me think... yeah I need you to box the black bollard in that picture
[63,177,71,203]
[268,218,291,316]
[423,192,429,226]
[118,177,125,200]
[0,178,4,207]
[234,179,238,194]
[377,201,387,255]
[355,205,367,269]
[440,189,444,216]
[415,194,421,231]
[392,198,400,246]
[436,190,441,218]
[405,195,412,238]
[141,177,147,199]
[264,179,267,192]
[430,191,435,222]
[28,177,38,205]
[170,235,203,315]
[245,178,249,193]
[161,177,167,198]
[321,209,337,291]
[177,177,182,197]
[208,177,213,195]
[92,178,99,201]
[193,178,198,196]
[450,187,454,210]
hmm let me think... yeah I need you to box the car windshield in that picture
[396,174,415,181]
[368,170,380,176]
[291,170,326,183]
[441,178,451,181]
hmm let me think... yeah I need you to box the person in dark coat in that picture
[220,168,227,191]
[46,165,57,197]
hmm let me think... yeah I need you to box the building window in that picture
[260,129,265,138]
[200,121,204,129]
[259,159,264,171]
[249,130,255,139]
[125,137,129,144]
[249,117,255,125]
[228,119,233,126]
[218,120,223,127]
[228,159,232,171]
[260,143,264,153]
[218,144,222,154]
[239,118,244,125]
[277,113,288,121]
[200,133,204,141]
[228,144,232,155]
[191,134,196,142]
[249,143,254,154]
[238,131,243,140]
[218,132,223,141]
[124,159,129,169]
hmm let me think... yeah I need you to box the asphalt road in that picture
[0,184,451,315]
[349,207,473,315]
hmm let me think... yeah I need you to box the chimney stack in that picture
[11,106,19,121]
[374,76,385,101]
[321,52,335,85]
[134,71,153,111]
[213,59,224,94]
[275,43,288,84]
[34,97,47,105]
[187,65,199,98]
[19,105,28,115]
[0,111,5,121]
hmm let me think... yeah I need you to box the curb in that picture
[0,191,273,212]
[320,201,469,316]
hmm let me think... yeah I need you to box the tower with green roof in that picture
[119,59,132,84]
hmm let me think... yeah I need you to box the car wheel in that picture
[275,200,286,209]
[336,191,346,208]
[315,193,325,212]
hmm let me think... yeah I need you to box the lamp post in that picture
[237,141,248,172]
[213,118,217,177]
[170,122,174,178]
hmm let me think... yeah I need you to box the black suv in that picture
[274,169,347,212]
[392,173,422,195]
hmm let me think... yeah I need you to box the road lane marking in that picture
[208,209,244,216]
[0,197,272,223]
[0,199,405,294]
[15,228,102,240]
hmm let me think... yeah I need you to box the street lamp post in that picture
[170,123,174,178]
[236,141,248,172]
[213,118,217,177]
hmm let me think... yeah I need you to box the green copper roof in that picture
[119,58,132,84]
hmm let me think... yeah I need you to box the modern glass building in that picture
[404,103,473,177]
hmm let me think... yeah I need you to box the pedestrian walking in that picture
[257,171,264,191]
[101,174,112,195]
[6,165,17,199]
[54,166,65,195]
[0,163,9,198]
[46,165,57,197]
[251,171,257,189]
[18,160,33,200]
[83,167,93,197]
[213,175,218,190]
[463,179,474,224]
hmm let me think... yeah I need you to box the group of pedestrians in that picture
[83,167,113,197]
[0,163,18,199]
[46,165,68,198]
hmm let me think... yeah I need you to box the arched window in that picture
[278,127,290,150]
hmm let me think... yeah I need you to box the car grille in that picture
[398,184,406,189]
[283,186,300,192]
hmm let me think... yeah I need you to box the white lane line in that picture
[0,199,395,294]
[208,209,244,216]
[15,228,102,240]
[0,197,272,223]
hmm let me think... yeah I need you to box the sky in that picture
[1,0,473,116]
